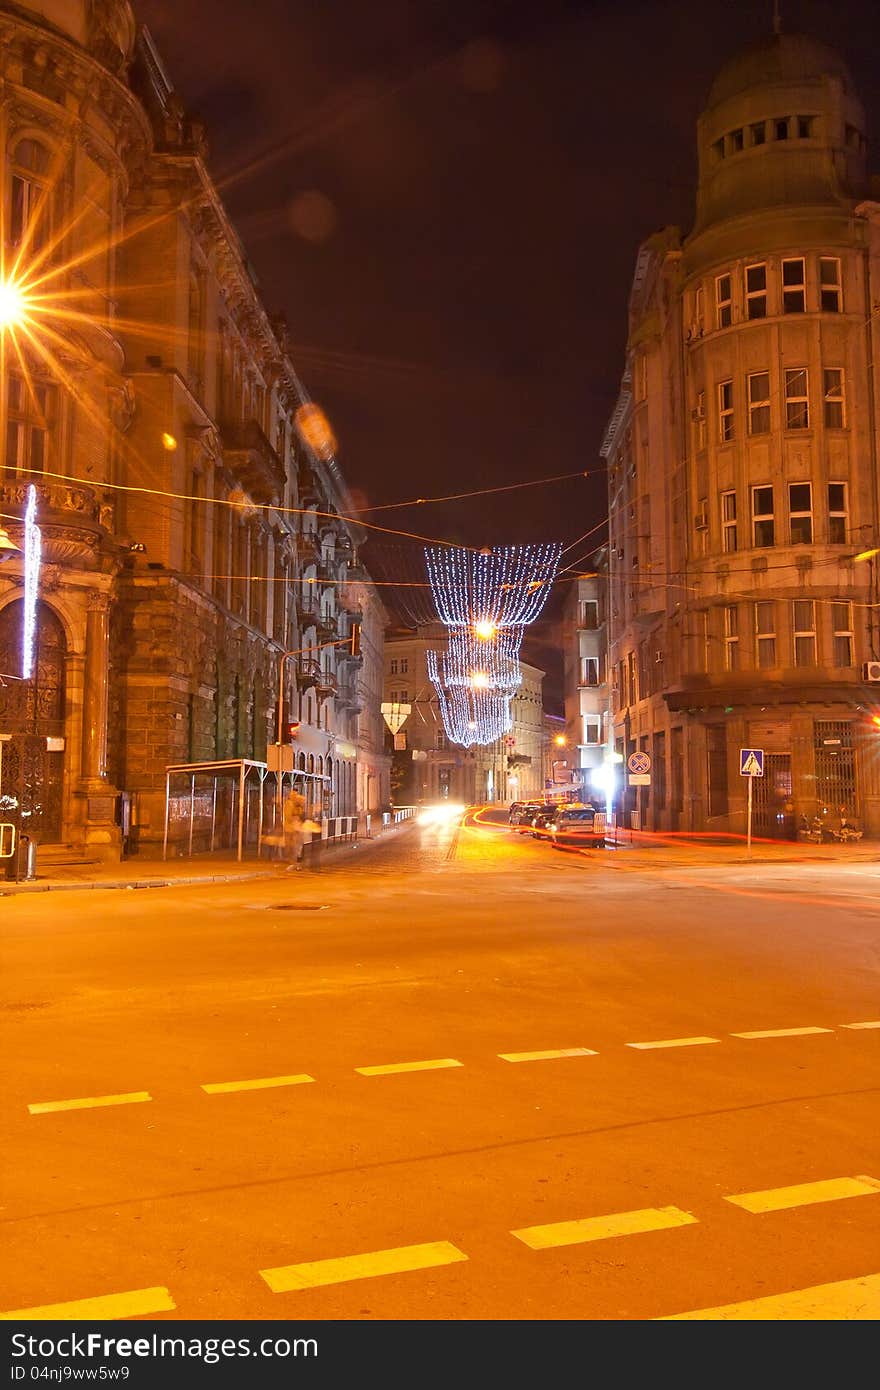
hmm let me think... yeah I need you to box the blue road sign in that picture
[740,747,764,777]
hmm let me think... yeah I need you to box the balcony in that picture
[336,683,363,714]
[219,418,285,505]
[297,460,323,511]
[296,531,320,564]
[315,609,339,643]
[0,477,107,565]
[295,590,320,626]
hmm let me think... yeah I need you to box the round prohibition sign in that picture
[627,750,652,775]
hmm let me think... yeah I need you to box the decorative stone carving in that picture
[108,379,135,434]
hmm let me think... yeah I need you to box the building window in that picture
[723,605,739,671]
[694,284,704,331]
[750,120,766,145]
[707,726,728,817]
[745,263,767,319]
[399,688,408,702]
[788,482,813,544]
[775,117,790,140]
[715,274,732,329]
[797,115,815,138]
[823,369,845,427]
[784,368,809,429]
[712,136,725,162]
[578,599,599,630]
[793,599,817,666]
[729,127,744,153]
[819,257,842,312]
[694,390,706,450]
[718,380,734,442]
[827,482,848,544]
[389,689,397,703]
[437,730,447,750]
[4,370,54,477]
[782,257,806,313]
[832,602,854,667]
[752,486,775,547]
[747,371,770,433]
[399,658,408,674]
[627,651,636,702]
[755,602,777,669]
[9,139,51,249]
[583,719,601,745]
[721,490,738,552]
[390,659,398,675]
[187,466,203,573]
[580,656,600,687]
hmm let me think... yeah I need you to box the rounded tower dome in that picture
[692,30,867,239]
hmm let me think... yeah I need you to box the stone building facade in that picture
[561,557,612,801]
[605,31,880,838]
[384,624,546,805]
[0,1,387,858]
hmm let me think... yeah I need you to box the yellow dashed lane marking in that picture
[660,1272,880,1320]
[28,1091,152,1116]
[725,1175,880,1214]
[0,1287,175,1321]
[512,1205,697,1250]
[731,1026,832,1040]
[842,1021,880,1030]
[498,1047,597,1063]
[626,1036,719,1050]
[355,1058,463,1076]
[261,1241,468,1292]
[202,1074,314,1095]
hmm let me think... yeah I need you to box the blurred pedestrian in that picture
[305,804,324,871]
[282,787,306,870]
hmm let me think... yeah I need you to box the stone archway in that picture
[0,599,67,840]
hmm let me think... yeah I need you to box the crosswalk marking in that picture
[725,1175,880,1214]
[355,1058,463,1076]
[0,1287,175,1321]
[260,1241,468,1292]
[842,1021,880,1030]
[731,1026,832,1040]
[626,1036,719,1050]
[498,1047,597,1063]
[28,1091,152,1116]
[201,1073,314,1095]
[511,1205,697,1250]
[659,1272,880,1320]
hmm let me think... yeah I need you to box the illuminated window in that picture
[788,482,813,544]
[823,369,845,427]
[9,138,51,248]
[4,370,54,477]
[747,372,770,434]
[583,719,601,745]
[581,656,600,687]
[718,379,734,441]
[752,485,775,547]
[782,258,806,313]
[721,490,738,552]
[784,368,809,429]
[832,602,854,667]
[745,263,767,318]
[819,257,842,312]
[723,605,739,670]
[715,274,732,329]
[755,602,777,669]
[792,600,817,666]
[827,482,848,544]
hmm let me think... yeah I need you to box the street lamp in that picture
[473,619,497,640]
[470,671,490,689]
[553,734,567,748]
[0,276,26,332]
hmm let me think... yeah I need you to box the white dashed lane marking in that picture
[511,1205,697,1250]
[27,1091,152,1116]
[842,1021,880,1030]
[626,1036,719,1050]
[0,1287,175,1321]
[355,1058,463,1077]
[730,1026,833,1040]
[498,1047,597,1063]
[659,1272,880,1320]
[724,1175,880,1214]
[261,1241,468,1292]
[201,1074,314,1095]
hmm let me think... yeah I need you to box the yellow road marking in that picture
[0,1287,175,1321]
[261,1241,468,1292]
[731,1026,832,1039]
[355,1058,463,1076]
[512,1205,697,1250]
[842,1021,880,1030]
[28,1091,152,1116]
[725,1174,880,1214]
[660,1273,880,1320]
[202,1073,314,1095]
[626,1036,719,1050]
[498,1047,597,1063]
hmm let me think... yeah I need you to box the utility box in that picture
[266,744,294,773]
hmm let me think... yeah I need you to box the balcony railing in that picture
[0,477,107,564]
[220,418,285,504]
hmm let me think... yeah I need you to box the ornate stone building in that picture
[605,30,880,838]
[0,1,388,858]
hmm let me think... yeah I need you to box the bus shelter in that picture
[162,759,330,862]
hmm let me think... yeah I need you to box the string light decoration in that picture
[22,484,41,680]
[425,543,561,747]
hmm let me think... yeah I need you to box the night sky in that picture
[137,0,879,703]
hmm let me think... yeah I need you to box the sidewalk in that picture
[0,819,414,896]
[601,831,880,868]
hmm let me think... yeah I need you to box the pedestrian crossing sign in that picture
[740,747,764,777]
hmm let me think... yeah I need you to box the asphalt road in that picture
[2,810,879,1322]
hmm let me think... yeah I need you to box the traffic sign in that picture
[628,773,651,786]
[627,750,652,775]
[740,748,764,777]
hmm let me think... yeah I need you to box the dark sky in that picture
[137,0,879,703]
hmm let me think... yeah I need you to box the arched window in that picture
[4,367,55,478]
[9,139,51,249]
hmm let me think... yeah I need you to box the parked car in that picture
[548,803,606,850]
[530,804,563,839]
[513,801,544,832]
[508,801,525,826]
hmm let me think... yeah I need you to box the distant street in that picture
[2,813,879,1321]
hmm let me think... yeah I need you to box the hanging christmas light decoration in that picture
[22,484,42,681]
[425,542,561,747]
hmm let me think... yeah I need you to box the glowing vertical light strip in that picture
[22,484,41,680]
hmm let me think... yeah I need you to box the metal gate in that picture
[0,600,66,840]
[814,721,858,815]
[753,752,792,837]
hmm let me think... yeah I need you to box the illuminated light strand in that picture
[22,485,41,681]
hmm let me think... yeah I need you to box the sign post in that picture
[739,747,765,854]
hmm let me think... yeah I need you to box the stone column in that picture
[81,591,110,785]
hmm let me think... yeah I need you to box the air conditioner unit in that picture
[863,660,880,682]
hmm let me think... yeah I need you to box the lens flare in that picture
[0,277,27,330]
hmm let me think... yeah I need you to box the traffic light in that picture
[350,622,361,657]
[286,720,301,741]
